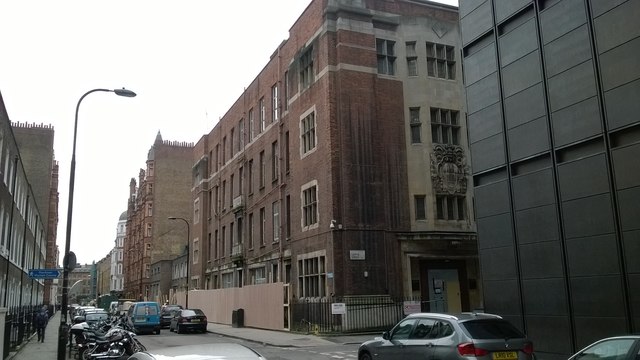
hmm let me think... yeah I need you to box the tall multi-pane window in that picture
[410,107,421,144]
[415,195,426,220]
[430,108,460,145]
[300,46,314,89]
[259,207,266,246]
[406,41,417,76]
[285,195,291,239]
[302,185,318,227]
[301,112,316,154]
[259,97,266,132]
[285,131,290,173]
[248,213,254,249]
[221,225,226,257]
[239,118,245,149]
[436,195,466,220]
[238,166,243,195]
[221,180,226,210]
[426,42,455,79]
[147,203,153,216]
[297,255,326,298]
[214,144,219,172]
[230,127,235,155]
[259,151,265,188]
[248,159,254,193]
[249,108,255,140]
[272,201,280,242]
[376,38,396,75]
[229,174,234,208]
[284,71,289,110]
[271,141,279,181]
[214,230,219,259]
[271,84,279,122]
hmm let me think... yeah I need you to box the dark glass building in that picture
[458,0,640,358]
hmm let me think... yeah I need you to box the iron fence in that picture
[290,295,443,334]
[3,304,45,357]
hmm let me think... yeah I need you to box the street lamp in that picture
[58,88,136,360]
[168,217,190,308]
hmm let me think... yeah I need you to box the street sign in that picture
[28,269,62,279]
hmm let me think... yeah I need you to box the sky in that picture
[0,0,458,266]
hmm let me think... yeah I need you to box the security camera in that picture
[330,220,337,229]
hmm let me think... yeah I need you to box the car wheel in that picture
[359,351,372,360]
[155,328,161,335]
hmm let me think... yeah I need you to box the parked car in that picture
[169,308,208,334]
[127,343,267,359]
[358,312,534,360]
[127,301,161,335]
[568,336,640,360]
[160,304,183,328]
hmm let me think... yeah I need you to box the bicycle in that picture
[298,319,319,335]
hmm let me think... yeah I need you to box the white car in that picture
[568,336,640,360]
[127,343,268,360]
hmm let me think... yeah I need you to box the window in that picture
[284,71,289,110]
[230,127,235,155]
[259,151,265,188]
[222,272,233,288]
[301,112,316,154]
[229,174,234,208]
[250,267,267,284]
[415,195,426,220]
[221,180,226,210]
[147,203,153,217]
[194,198,200,224]
[214,230,219,259]
[426,42,455,79]
[147,183,153,195]
[410,107,421,144]
[297,254,326,298]
[271,141,279,181]
[192,239,199,264]
[285,131,290,173]
[436,195,466,220]
[259,97,266,132]
[259,207,266,246]
[302,185,318,227]
[146,223,152,237]
[271,84,279,122]
[431,108,460,145]
[406,41,417,76]
[272,201,280,242]
[221,226,226,257]
[377,38,396,75]
[214,144,219,172]
[249,108,255,140]
[300,46,314,89]
[285,195,291,239]
[248,159,254,194]
[238,166,244,195]
[239,118,245,149]
[222,136,227,163]
[248,213,254,249]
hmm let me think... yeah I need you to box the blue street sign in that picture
[28,269,62,279]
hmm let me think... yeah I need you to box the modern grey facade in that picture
[459,0,640,358]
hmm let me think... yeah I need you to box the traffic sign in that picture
[29,269,62,279]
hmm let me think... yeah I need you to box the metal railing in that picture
[3,304,52,358]
[290,295,443,334]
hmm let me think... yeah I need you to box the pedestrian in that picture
[35,306,49,343]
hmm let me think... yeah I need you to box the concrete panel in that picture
[477,213,514,249]
[525,315,573,356]
[483,279,522,315]
[618,186,640,231]
[557,154,610,201]
[590,0,628,17]
[471,133,506,173]
[516,204,560,244]
[464,41,497,86]
[547,60,597,112]
[543,24,592,78]
[501,51,542,97]
[507,116,550,161]
[519,242,565,279]
[504,84,546,130]
[459,0,486,19]
[599,37,640,91]
[494,0,532,24]
[623,230,640,273]
[461,0,493,46]
[566,234,620,276]
[574,316,628,350]
[605,78,640,131]
[593,0,640,54]
[551,97,602,147]
[480,247,517,280]
[468,102,503,144]
[512,168,556,210]
[474,179,511,219]
[539,0,587,45]
[570,275,626,317]
[499,18,538,67]
[629,274,640,330]
[562,193,615,239]
[612,141,640,190]
[467,72,500,114]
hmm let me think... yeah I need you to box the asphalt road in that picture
[136,329,361,360]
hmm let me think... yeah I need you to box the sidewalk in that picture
[8,314,375,359]
[9,310,61,360]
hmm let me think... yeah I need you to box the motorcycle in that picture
[79,326,145,360]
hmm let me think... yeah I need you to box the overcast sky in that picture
[0,0,457,266]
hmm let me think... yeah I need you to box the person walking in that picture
[35,306,49,342]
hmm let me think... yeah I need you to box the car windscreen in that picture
[135,304,158,316]
[460,320,526,339]
[181,309,204,317]
[85,313,109,321]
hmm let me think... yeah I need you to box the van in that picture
[126,301,161,334]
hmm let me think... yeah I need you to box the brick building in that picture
[190,0,479,313]
[123,132,193,300]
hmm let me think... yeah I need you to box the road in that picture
[136,329,361,360]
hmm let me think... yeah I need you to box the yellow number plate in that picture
[493,352,518,360]
[191,319,200,322]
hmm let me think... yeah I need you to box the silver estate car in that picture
[358,312,534,360]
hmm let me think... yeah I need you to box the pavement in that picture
[8,311,375,359]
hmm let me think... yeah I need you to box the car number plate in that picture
[135,316,146,322]
[493,352,517,360]
[191,319,200,322]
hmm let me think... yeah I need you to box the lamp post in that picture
[168,217,190,308]
[58,88,136,360]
